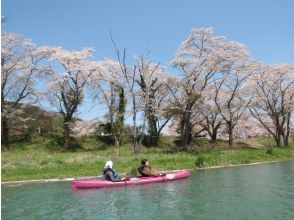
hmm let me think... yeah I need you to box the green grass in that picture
[2,135,294,182]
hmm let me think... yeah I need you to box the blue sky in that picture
[2,0,294,120]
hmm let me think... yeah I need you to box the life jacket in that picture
[103,167,119,180]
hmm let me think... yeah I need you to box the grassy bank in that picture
[2,135,294,182]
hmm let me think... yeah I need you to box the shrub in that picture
[266,147,274,155]
[195,155,204,168]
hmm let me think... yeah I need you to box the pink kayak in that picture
[72,169,190,189]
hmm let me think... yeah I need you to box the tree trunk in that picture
[133,135,142,155]
[146,92,158,146]
[283,112,291,147]
[209,121,221,143]
[274,132,282,148]
[211,129,218,142]
[274,128,282,147]
[228,125,234,149]
[1,100,10,150]
[281,132,288,147]
[181,111,192,151]
[63,118,71,149]
[274,115,284,147]
[132,92,141,154]
[133,141,140,154]
[112,86,126,147]
[1,116,10,150]
[147,114,158,146]
[114,135,120,148]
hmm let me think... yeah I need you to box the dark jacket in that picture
[103,167,121,182]
[138,165,161,177]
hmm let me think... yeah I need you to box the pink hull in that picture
[72,169,190,189]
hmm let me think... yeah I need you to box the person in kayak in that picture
[103,161,124,182]
[138,159,164,177]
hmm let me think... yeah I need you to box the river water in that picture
[2,161,294,219]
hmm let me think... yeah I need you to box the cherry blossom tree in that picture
[43,47,95,148]
[102,35,144,152]
[214,61,256,149]
[135,55,172,146]
[196,87,223,142]
[170,27,249,150]
[249,63,294,147]
[233,113,269,139]
[125,65,143,153]
[1,32,46,149]
[89,59,127,147]
[72,120,100,137]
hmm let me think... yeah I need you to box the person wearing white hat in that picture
[103,160,123,182]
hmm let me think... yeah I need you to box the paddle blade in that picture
[165,174,175,180]
[130,177,140,183]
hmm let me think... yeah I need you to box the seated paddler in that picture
[103,160,124,182]
[138,159,164,177]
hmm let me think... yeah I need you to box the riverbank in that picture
[2,136,294,182]
[3,160,292,186]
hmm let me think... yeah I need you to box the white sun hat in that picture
[105,160,113,169]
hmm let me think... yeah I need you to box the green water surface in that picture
[2,161,294,219]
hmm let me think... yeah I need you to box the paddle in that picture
[122,173,175,184]
[129,177,140,183]
[128,174,175,182]
[121,177,140,183]
[165,174,175,180]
